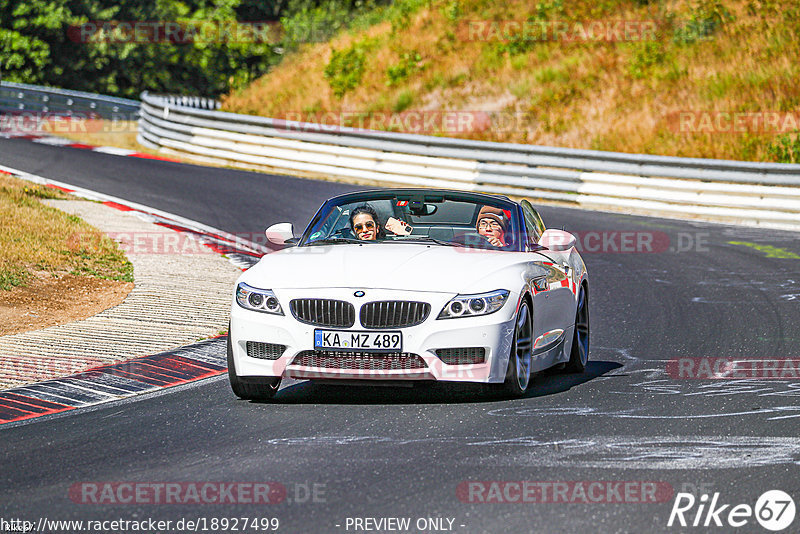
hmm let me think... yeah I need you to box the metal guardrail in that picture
[2,83,797,229]
[0,82,800,229]
[139,91,800,230]
[0,81,140,119]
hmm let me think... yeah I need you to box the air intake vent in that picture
[246,341,286,360]
[435,347,486,365]
[291,351,427,370]
[290,299,355,328]
[359,301,430,329]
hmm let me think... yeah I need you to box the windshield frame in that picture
[297,189,524,252]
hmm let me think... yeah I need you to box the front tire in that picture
[564,285,589,373]
[227,331,281,400]
[500,300,533,397]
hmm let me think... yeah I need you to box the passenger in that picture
[350,205,385,240]
[476,206,509,247]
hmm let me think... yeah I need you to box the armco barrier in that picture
[2,83,799,230]
[0,81,140,119]
[138,91,800,230]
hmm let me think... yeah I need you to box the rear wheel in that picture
[227,331,281,400]
[500,300,533,397]
[564,286,589,373]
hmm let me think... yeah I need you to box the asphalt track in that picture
[1,137,800,533]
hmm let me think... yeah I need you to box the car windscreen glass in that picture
[300,193,521,251]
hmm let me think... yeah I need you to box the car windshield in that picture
[299,191,523,251]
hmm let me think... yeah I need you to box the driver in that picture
[350,205,411,240]
[476,206,509,247]
[350,205,385,240]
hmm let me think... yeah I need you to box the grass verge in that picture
[0,173,133,291]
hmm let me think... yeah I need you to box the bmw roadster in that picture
[228,189,589,399]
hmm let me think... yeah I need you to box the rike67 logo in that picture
[668,490,796,531]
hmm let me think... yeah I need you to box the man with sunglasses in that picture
[476,205,509,247]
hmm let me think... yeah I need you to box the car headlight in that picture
[437,289,509,319]
[236,283,284,315]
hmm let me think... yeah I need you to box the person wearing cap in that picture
[476,206,509,247]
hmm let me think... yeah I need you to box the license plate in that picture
[314,330,403,352]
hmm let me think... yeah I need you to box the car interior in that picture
[308,196,519,250]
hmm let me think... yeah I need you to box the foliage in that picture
[767,131,800,163]
[392,89,413,111]
[386,0,429,32]
[324,40,371,97]
[627,41,666,79]
[0,0,393,98]
[280,0,386,50]
[385,50,422,85]
[673,0,734,45]
[440,0,460,21]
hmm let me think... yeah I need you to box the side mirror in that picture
[265,222,294,245]
[538,229,577,252]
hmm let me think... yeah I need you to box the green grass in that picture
[0,174,134,291]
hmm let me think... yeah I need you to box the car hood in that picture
[240,243,542,293]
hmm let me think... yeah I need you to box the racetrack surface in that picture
[1,137,800,533]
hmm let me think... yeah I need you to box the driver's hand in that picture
[386,217,412,235]
[486,236,505,247]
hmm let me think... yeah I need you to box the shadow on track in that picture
[238,360,622,405]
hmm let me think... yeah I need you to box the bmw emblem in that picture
[354,291,365,297]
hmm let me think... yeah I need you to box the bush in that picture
[387,0,429,32]
[673,0,734,45]
[441,0,460,21]
[385,50,423,85]
[324,41,371,97]
[393,89,414,112]
[767,131,800,163]
[628,41,666,79]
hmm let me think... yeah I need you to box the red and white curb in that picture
[0,165,274,424]
[0,164,272,270]
[1,131,179,162]
[0,338,228,425]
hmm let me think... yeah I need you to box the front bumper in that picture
[229,287,518,383]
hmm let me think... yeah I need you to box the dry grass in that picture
[0,174,133,290]
[221,0,800,162]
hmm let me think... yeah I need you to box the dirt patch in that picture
[0,273,134,336]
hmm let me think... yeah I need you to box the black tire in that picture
[564,285,589,373]
[227,332,281,400]
[499,300,533,397]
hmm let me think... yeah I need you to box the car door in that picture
[520,201,573,355]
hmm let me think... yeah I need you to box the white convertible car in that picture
[228,189,589,399]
